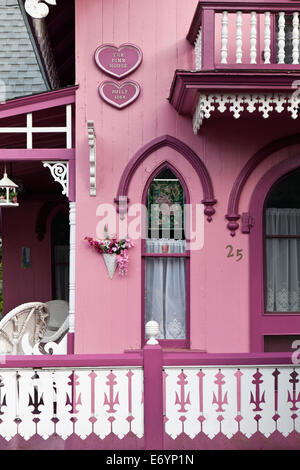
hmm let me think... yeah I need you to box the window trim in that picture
[141,162,190,349]
[250,156,300,352]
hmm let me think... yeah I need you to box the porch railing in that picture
[195,1,300,70]
[0,349,298,449]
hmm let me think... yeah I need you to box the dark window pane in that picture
[147,169,185,240]
[264,335,300,352]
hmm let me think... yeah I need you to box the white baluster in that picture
[236,11,243,64]
[221,11,228,64]
[278,12,285,64]
[264,11,271,64]
[250,11,257,64]
[293,12,299,64]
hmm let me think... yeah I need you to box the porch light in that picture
[0,169,19,207]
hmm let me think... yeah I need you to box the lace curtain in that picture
[266,208,300,312]
[145,239,186,339]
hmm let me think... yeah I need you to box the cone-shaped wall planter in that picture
[103,253,117,279]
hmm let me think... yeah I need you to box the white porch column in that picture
[69,202,76,336]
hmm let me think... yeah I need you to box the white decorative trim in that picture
[25,0,56,19]
[164,365,300,440]
[87,121,96,197]
[0,105,72,150]
[194,27,202,70]
[193,93,300,133]
[42,161,69,197]
[0,367,144,441]
[68,202,76,334]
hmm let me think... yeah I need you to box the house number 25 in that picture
[226,245,243,262]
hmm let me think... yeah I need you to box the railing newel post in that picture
[143,323,164,450]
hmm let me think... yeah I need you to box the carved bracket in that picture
[241,212,254,234]
[193,93,300,134]
[43,161,69,198]
[25,0,56,19]
[87,120,96,196]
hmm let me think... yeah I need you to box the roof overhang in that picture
[169,70,300,115]
[0,85,78,150]
[0,85,78,120]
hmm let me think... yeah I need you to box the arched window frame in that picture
[249,156,300,352]
[141,162,190,349]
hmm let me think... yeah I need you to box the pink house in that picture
[0,0,299,451]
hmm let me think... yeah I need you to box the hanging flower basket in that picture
[102,253,117,279]
[85,226,134,279]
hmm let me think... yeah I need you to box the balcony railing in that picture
[0,349,298,449]
[191,0,300,70]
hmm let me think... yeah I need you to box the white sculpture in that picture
[25,0,57,20]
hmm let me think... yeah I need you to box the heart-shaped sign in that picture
[99,80,141,109]
[95,43,143,79]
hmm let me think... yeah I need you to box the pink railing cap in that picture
[187,0,300,44]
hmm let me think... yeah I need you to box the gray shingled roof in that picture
[0,0,48,101]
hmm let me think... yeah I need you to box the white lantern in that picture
[0,171,19,207]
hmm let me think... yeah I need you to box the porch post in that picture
[143,343,164,450]
[68,201,76,354]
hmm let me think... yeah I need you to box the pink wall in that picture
[74,0,300,354]
[215,12,265,65]
[2,202,52,314]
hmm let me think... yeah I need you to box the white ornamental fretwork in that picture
[42,161,69,197]
[194,27,202,71]
[193,93,300,133]
[25,0,56,19]
[87,120,96,197]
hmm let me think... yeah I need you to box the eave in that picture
[169,70,300,115]
[0,85,78,120]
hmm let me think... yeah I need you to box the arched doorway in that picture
[250,157,300,352]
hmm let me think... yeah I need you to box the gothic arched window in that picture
[142,166,189,348]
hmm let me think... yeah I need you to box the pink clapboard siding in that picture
[74,0,300,355]
[2,202,52,314]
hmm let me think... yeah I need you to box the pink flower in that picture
[85,235,133,276]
